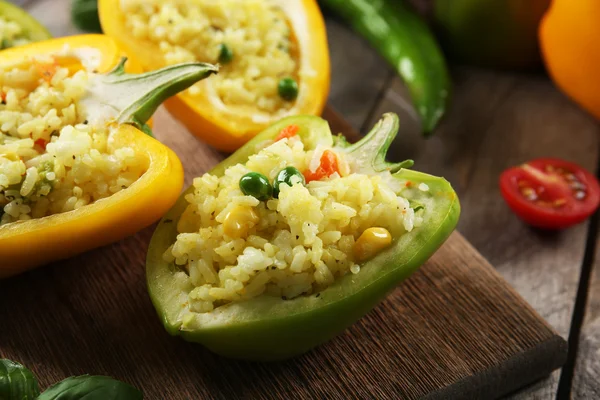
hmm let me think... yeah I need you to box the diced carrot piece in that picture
[33,57,58,83]
[34,139,47,150]
[303,150,340,183]
[275,124,299,141]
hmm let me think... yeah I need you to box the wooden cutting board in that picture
[0,106,567,400]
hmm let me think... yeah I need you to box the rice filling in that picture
[0,55,146,225]
[166,135,424,313]
[121,0,298,115]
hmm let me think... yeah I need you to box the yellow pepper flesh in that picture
[539,0,600,121]
[0,35,184,277]
[99,0,330,152]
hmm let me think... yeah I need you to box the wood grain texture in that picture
[323,16,393,133]
[573,233,600,399]
[369,69,600,398]
[0,106,566,400]
[25,0,80,38]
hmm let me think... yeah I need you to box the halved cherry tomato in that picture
[304,149,340,183]
[274,124,299,141]
[499,158,600,229]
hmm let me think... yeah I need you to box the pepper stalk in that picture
[81,57,219,133]
[344,113,414,175]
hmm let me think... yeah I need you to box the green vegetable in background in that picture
[0,359,40,400]
[0,359,142,399]
[71,0,102,33]
[146,112,460,361]
[0,0,51,47]
[431,0,551,70]
[320,0,451,136]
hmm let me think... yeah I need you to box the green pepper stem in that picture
[345,112,413,174]
[82,58,218,130]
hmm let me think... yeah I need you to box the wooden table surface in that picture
[8,1,600,399]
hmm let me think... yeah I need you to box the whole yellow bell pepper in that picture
[0,34,218,278]
[539,0,600,121]
[99,0,330,152]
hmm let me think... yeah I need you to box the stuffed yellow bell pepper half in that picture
[99,0,330,152]
[0,35,217,278]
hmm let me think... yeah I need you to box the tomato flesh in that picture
[303,150,340,183]
[499,158,600,229]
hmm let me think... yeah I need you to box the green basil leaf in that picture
[38,375,142,400]
[0,359,41,400]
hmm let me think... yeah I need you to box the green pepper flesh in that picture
[146,113,460,361]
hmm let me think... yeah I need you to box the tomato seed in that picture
[554,199,567,207]
[571,181,587,190]
[575,191,586,200]
[521,187,538,201]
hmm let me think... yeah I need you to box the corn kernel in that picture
[353,227,392,262]
[223,206,259,238]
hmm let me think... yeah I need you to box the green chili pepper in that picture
[319,0,451,136]
[146,113,460,361]
[240,172,272,201]
[0,0,51,46]
[218,43,233,64]
[278,77,299,101]
[71,0,102,33]
[273,166,305,198]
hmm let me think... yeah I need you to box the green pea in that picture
[218,43,233,64]
[278,77,298,101]
[239,172,272,201]
[273,166,305,198]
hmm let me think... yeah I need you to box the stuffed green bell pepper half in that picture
[146,113,460,361]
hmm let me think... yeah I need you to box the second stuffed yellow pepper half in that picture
[99,0,330,152]
[0,34,217,277]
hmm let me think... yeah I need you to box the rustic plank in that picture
[368,69,600,398]
[25,0,82,38]
[572,228,600,399]
[0,105,566,400]
[323,15,393,133]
